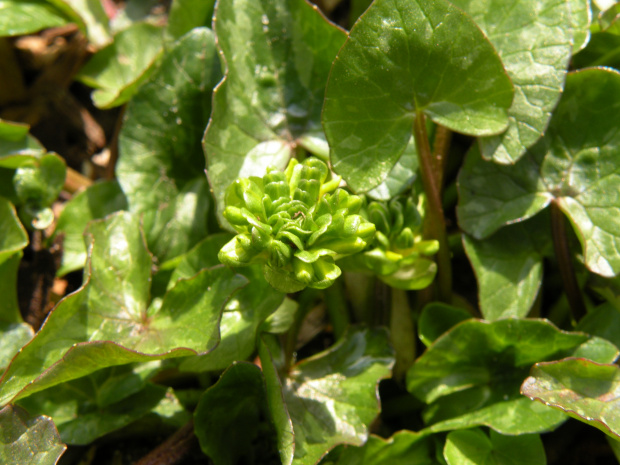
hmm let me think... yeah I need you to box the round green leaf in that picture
[323,0,513,192]
[458,68,620,278]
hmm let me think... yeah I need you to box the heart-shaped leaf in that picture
[260,327,394,465]
[0,404,65,465]
[204,0,347,225]
[0,212,246,406]
[407,318,619,434]
[323,0,513,192]
[443,428,545,465]
[522,358,620,439]
[463,213,553,320]
[117,27,221,262]
[458,68,620,278]
[450,0,573,164]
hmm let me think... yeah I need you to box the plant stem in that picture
[324,278,349,340]
[390,288,416,383]
[431,124,453,189]
[550,201,586,322]
[284,288,319,371]
[413,113,452,302]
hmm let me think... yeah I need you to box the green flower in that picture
[218,158,376,292]
[341,195,439,290]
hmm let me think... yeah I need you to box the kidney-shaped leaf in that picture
[204,0,347,225]
[458,68,620,278]
[323,0,513,192]
[0,212,246,405]
[407,318,618,434]
[451,0,572,164]
[0,404,65,465]
[522,358,620,439]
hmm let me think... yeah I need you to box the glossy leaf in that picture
[0,198,28,266]
[0,1,70,36]
[573,30,620,69]
[17,365,187,445]
[167,0,215,39]
[204,0,347,224]
[458,68,620,277]
[451,0,572,164]
[522,358,620,439]
[117,27,221,263]
[326,431,435,465]
[323,0,513,192]
[56,0,111,46]
[366,138,419,202]
[77,22,164,108]
[407,318,619,434]
[570,0,592,53]
[0,404,65,465]
[463,213,552,320]
[443,428,545,465]
[268,327,394,465]
[0,212,247,405]
[54,180,128,276]
[194,362,281,465]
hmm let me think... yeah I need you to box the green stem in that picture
[324,278,350,340]
[550,201,586,322]
[284,288,319,371]
[413,113,452,302]
[390,288,416,383]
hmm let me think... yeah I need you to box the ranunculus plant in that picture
[1,0,620,464]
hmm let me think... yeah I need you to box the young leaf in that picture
[204,0,347,224]
[463,213,552,320]
[77,22,164,108]
[443,428,545,465]
[569,0,592,53]
[0,120,44,158]
[323,0,513,192]
[458,68,620,278]
[117,27,221,262]
[407,318,619,434]
[0,405,65,465]
[260,327,394,465]
[194,362,281,465]
[326,431,435,465]
[54,180,128,276]
[0,212,247,405]
[522,358,620,439]
[451,0,573,164]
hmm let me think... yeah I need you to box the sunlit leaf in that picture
[0,212,246,405]
[522,358,620,439]
[451,0,572,164]
[0,404,65,465]
[204,0,347,225]
[0,0,70,36]
[458,68,620,277]
[323,0,513,192]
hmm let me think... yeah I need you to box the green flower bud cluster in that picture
[342,195,439,290]
[218,157,376,293]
